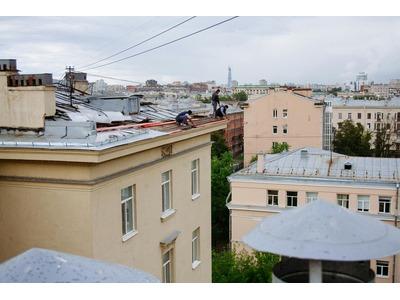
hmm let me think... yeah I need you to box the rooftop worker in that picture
[215,105,229,119]
[175,110,196,128]
[211,89,221,118]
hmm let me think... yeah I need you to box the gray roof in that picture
[328,97,400,108]
[233,147,400,183]
[242,200,400,261]
[0,248,159,283]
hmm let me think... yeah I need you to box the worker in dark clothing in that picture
[175,110,196,127]
[211,89,221,118]
[216,105,229,119]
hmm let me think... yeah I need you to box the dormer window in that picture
[344,162,352,170]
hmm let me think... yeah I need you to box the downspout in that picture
[225,190,232,251]
[393,182,399,283]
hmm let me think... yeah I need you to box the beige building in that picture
[243,90,324,165]
[228,147,400,283]
[0,59,226,283]
[329,98,400,151]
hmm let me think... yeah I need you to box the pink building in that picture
[228,147,400,283]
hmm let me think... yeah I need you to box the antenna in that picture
[66,66,75,106]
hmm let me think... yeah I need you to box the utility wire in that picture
[86,73,143,84]
[79,16,239,71]
[78,16,197,69]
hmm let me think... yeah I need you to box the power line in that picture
[86,73,142,84]
[78,16,197,69]
[79,16,239,71]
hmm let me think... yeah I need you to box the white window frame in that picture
[267,190,279,206]
[192,228,201,269]
[376,261,389,278]
[338,112,342,120]
[162,249,173,283]
[357,195,369,212]
[347,113,352,120]
[306,192,318,203]
[282,109,288,118]
[379,196,391,214]
[286,191,298,207]
[162,170,172,213]
[337,194,349,208]
[272,126,278,134]
[191,159,200,200]
[121,185,137,241]
[273,109,278,118]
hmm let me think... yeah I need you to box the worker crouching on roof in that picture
[215,105,229,119]
[175,110,196,128]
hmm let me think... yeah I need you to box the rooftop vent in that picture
[344,162,352,170]
[300,149,308,158]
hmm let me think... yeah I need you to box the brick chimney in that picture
[257,153,265,173]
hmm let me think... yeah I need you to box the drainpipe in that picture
[393,182,399,283]
[225,190,232,250]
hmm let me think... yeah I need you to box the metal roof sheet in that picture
[0,248,159,283]
[242,200,400,261]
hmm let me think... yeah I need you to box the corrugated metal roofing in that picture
[235,147,400,182]
[328,97,400,108]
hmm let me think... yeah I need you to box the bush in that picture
[212,249,280,283]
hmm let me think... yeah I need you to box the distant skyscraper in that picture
[227,66,232,89]
[259,79,268,86]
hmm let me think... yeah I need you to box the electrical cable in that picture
[79,16,239,71]
[78,16,196,69]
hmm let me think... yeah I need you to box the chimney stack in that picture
[257,153,265,173]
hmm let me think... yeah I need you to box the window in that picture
[357,112,362,119]
[192,228,201,268]
[267,190,279,206]
[347,113,352,120]
[306,192,318,203]
[162,170,172,212]
[338,113,342,120]
[191,159,200,199]
[283,109,288,118]
[273,109,278,118]
[379,197,391,214]
[367,113,371,119]
[338,122,342,129]
[376,261,389,277]
[367,123,371,129]
[121,186,136,239]
[272,126,278,134]
[337,194,349,208]
[286,191,298,207]
[357,195,369,212]
[283,125,288,134]
[162,249,173,283]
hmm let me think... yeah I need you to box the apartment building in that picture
[233,85,269,96]
[0,59,226,283]
[242,90,324,165]
[228,147,400,283]
[330,98,400,151]
[224,110,244,158]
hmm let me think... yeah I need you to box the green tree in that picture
[271,142,290,154]
[212,249,280,283]
[333,120,372,156]
[374,122,394,157]
[211,151,234,248]
[211,130,229,158]
[232,91,248,102]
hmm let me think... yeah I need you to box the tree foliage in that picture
[212,249,280,283]
[333,120,372,156]
[211,152,234,248]
[271,142,290,154]
[374,122,394,157]
[211,130,229,158]
[232,91,248,102]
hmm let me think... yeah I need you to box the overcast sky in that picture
[1,16,400,85]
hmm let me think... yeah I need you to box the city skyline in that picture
[1,17,400,85]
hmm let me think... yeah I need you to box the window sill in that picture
[192,194,201,201]
[376,275,389,278]
[161,209,176,222]
[122,230,138,242]
[192,260,201,270]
